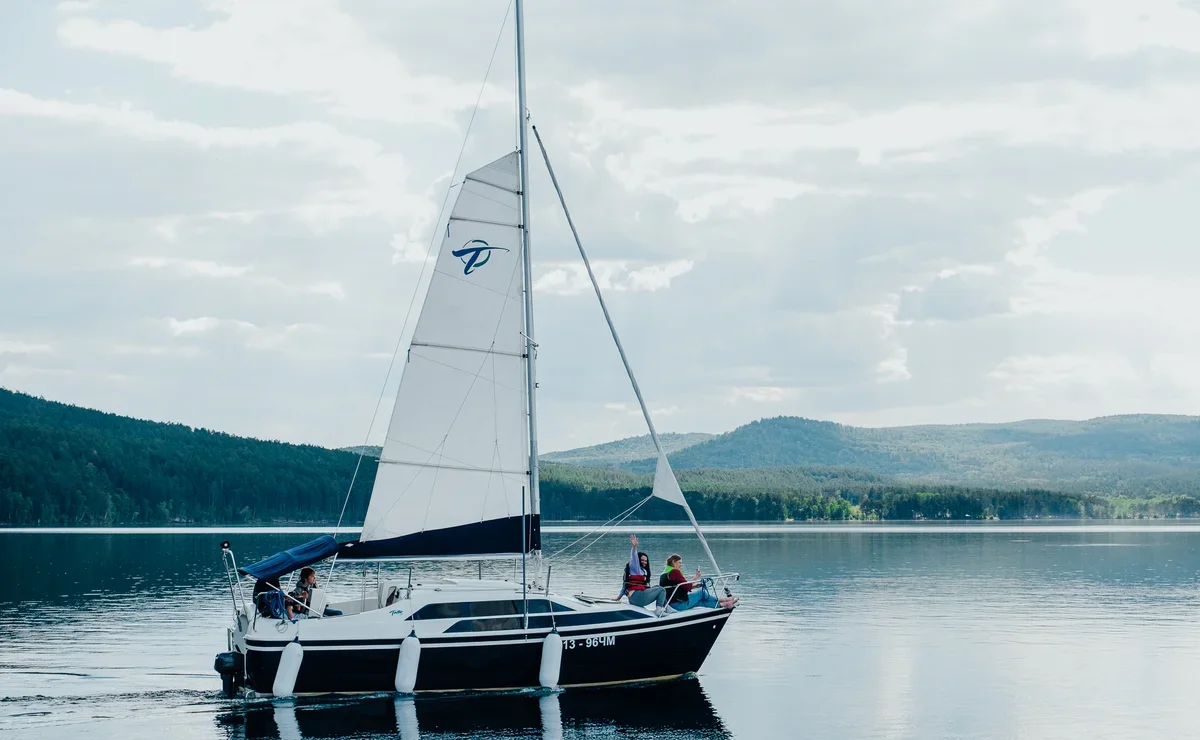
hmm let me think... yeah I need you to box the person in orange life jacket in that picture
[660,554,739,611]
[616,535,672,616]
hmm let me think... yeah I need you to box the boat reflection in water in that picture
[215,678,730,740]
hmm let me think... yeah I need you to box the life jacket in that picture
[660,565,688,602]
[624,570,649,591]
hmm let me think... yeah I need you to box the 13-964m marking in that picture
[564,635,616,649]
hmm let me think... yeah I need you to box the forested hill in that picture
[5,387,1200,526]
[541,433,714,466]
[572,415,1200,497]
[0,387,376,526]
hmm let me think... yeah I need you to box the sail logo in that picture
[452,239,509,275]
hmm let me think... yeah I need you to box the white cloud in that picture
[0,364,75,381]
[0,88,429,230]
[1150,353,1200,394]
[306,282,346,300]
[726,386,801,404]
[54,0,506,125]
[9,0,1200,450]
[110,343,204,358]
[602,401,678,419]
[390,230,435,265]
[163,316,322,351]
[572,81,1200,223]
[534,260,694,295]
[988,353,1138,392]
[130,256,252,278]
[1007,189,1122,268]
[130,256,345,300]
[620,173,826,223]
[0,340,53,355]
[0,88,370,154]
[1069,0,1200,56]
[55,1,97,12]
[876,347,912,383]
[166,317,221,336]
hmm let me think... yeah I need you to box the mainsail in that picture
[340,153,535,559]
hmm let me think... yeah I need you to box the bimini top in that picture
[237,535,340,582]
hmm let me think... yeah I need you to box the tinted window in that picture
[526,599,575,614]
[470,600,522,617]
[444,608,650,633]
[414,599,575,621]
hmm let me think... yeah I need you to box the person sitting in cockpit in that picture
[289,567,342,618]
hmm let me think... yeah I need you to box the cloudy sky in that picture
[3,0,1200,452]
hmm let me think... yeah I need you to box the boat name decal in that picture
[564,635,616,649]
[452,239,510,275]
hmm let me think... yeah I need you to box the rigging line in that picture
[430,264,523,301]
[545,494,653,560]
[553,498,652,567]
[531,123,723,578]
[405,350,527,395]
[459,184,520,211]
[553,495,653,568]
[380,436,524,477]
[329,0,516,550]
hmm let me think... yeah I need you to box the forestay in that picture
[341,153,536,559]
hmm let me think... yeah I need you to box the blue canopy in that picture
[238,535,340,582]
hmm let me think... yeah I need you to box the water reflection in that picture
[215,680,730,740]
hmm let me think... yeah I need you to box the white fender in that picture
[272,640,303,697]
[395,632,421,694]
[538,631,563,689]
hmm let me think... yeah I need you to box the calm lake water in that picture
[3,523,1200,739]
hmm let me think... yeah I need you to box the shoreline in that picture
[6,519,1200,535]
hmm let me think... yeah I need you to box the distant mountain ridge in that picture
[338,445,382,458]
[541,432,714,465]
[554,414,1200,496]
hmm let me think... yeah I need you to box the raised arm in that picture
[628,543,645,576]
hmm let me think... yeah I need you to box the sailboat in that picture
[213,0,739,697]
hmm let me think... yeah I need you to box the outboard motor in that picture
[214,651,245,698]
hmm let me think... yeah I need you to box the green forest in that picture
[593,415,1200,497]
[4,387,1200,526]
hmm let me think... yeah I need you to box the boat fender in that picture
[538,630,563,689]
[395,630,421,694]
[272,639,303,697]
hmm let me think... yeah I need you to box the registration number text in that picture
[564,635,616,649]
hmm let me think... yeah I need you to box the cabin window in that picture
[412,599,574,621]
[444,608,650,633]
[525,599,575,614]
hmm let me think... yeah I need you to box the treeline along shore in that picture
[4,387,1200,526]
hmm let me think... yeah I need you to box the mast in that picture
[515,0,540,548]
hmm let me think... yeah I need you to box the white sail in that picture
[348,153,533,558]
[651,453,688,507]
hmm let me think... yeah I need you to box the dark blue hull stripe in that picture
[245,607,729,650]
